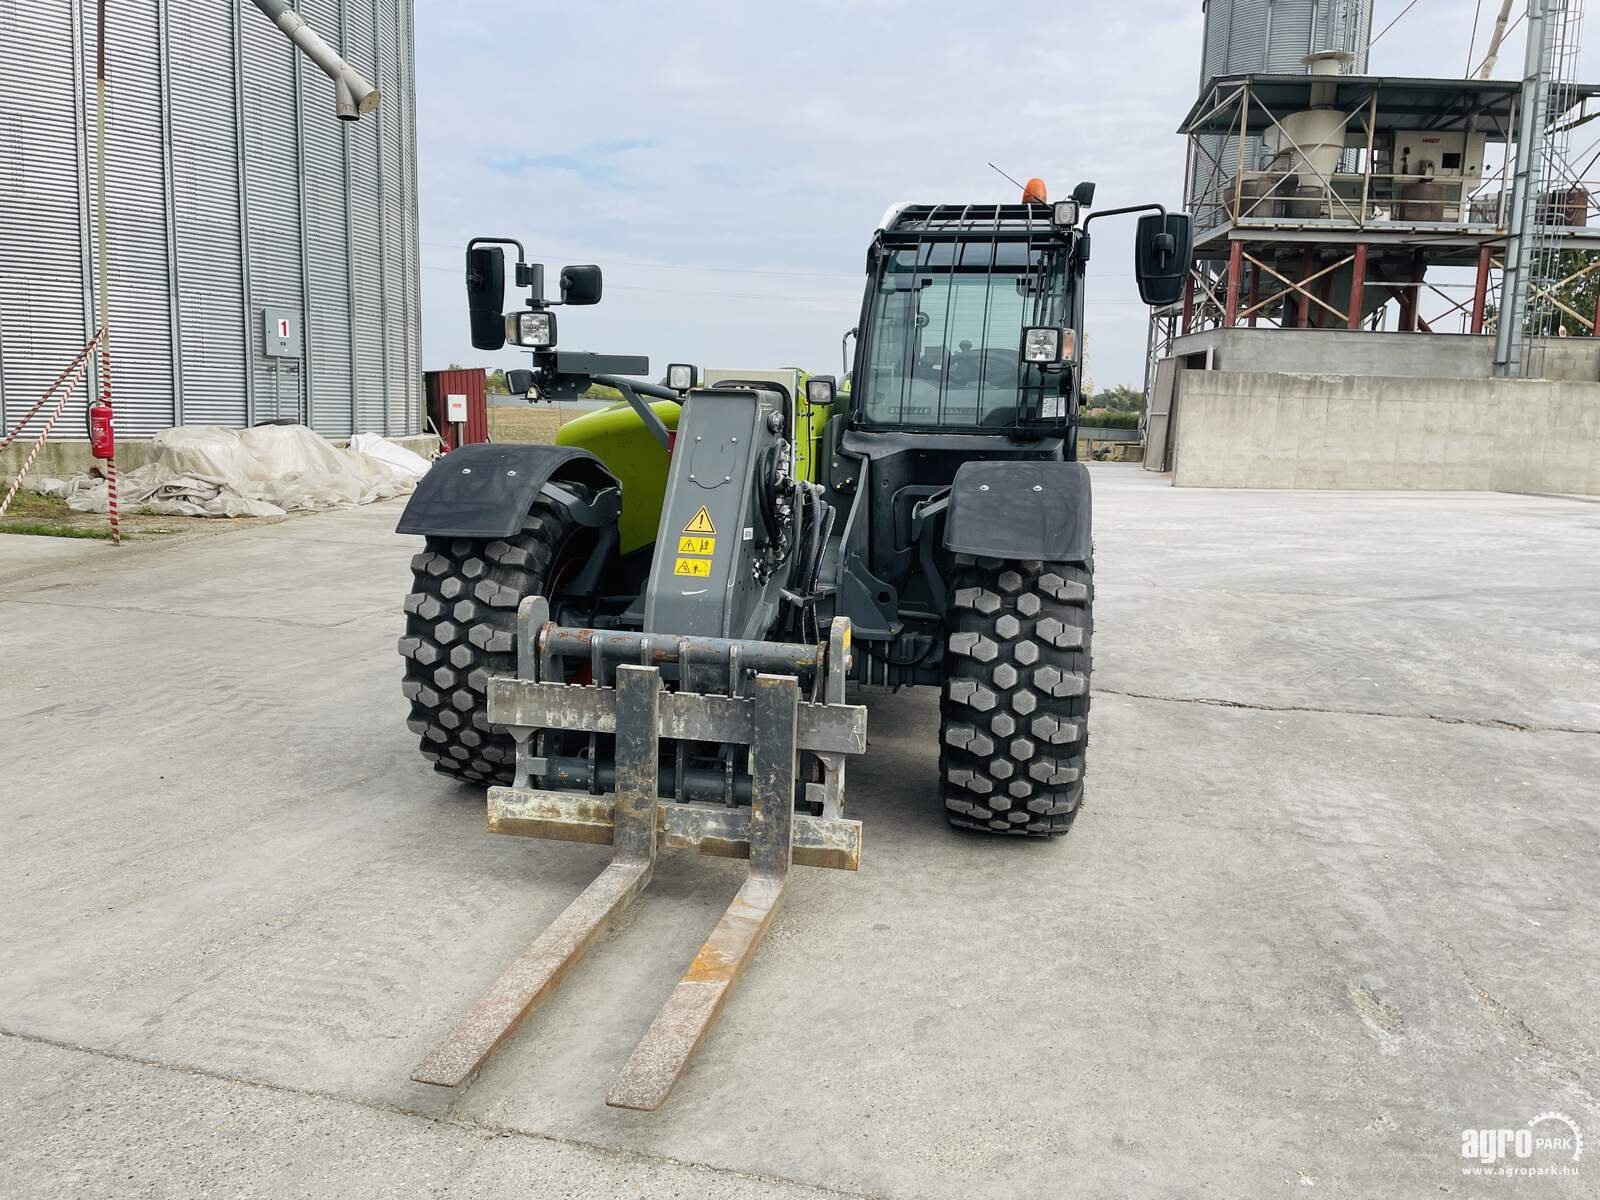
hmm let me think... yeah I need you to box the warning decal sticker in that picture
[682,506,717,535]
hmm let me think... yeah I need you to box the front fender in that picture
[396,442,618,539]
[942,460,1091,563]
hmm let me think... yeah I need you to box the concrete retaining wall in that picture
[1528,338,1600,383]
[1170,329,1600,383]
[1173,370,1600,494]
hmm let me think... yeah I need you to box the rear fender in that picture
[396,443,619,539]
[942,460,1091,563]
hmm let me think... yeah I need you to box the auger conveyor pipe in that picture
[249,0,380,119]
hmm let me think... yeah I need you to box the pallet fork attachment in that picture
[412,598,863,1110]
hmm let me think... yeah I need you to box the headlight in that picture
[1021,326,1064,363]
[1051,200,1080,228]
[506,310,556,348]
[666,363,698,392]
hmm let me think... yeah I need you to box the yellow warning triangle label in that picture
[682,505,717,535]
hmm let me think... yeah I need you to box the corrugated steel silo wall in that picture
[1190,0,1373,220]
[0,0,419,442]
[172,0,250,427]
[0,3,95,434]
[1200,0,1371,81]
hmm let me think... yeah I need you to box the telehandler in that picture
[395,183,1190,1108]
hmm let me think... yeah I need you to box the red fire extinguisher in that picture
[88,402,115,460]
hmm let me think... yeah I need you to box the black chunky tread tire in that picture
[398,490,589,785]
[939,555,1093,836]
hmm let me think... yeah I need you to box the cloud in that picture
[487,138,657,183]
[414,0,1561,387]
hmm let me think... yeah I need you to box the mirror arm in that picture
[466,236,526,265]
[593,374,676,454]
[1080,202,1168,229]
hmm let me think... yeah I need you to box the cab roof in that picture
[878,204,1069,246]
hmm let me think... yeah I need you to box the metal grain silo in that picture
[1200,0,1371,82]
[0,0,419,444]
[1190,0,1372,213]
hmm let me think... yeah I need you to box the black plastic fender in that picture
[396,443,619,539]
[942,459,1092,563]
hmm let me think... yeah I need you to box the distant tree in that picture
[1546,250,1600,336]
[1078,409,1141,429]
[1092,385,1146,413]
[1485,250,1600,336]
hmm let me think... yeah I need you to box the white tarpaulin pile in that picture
[32,424,433,518]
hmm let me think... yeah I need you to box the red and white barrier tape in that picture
[0,333,100,455]
[0,353,94,519]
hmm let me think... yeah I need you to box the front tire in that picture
[939,556,1093,835]
[398,489,594,785]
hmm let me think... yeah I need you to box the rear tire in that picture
[398,488,594,785]
[939,556,1093,836]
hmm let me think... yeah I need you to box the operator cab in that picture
[856,204,1082,437]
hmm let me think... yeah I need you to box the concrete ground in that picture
[1,466,1596,1198]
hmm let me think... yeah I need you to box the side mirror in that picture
[466,245,506,350]
[560,264,603,305]
[506,368,534,396]
[1072,180,1097,207]
[1134,212,1192,307]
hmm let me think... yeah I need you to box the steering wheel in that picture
[981,347,1020,384]
[944,351,979,386]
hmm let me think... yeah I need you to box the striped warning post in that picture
[98,332,120,545]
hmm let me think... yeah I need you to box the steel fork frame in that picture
[411,601,859,1110]
[607,672,798,1110]
[410,663,662,1089]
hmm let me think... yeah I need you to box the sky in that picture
[411,1,1577,391]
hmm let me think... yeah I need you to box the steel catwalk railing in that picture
[1178,263,1522,337]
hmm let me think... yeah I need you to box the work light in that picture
[1051,200,1080,228]
[1022,327,1064,363]
[666,363,698,392]
[806,376,837,408]
[506,310,555,348]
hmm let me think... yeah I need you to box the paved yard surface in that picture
[1,466,1596,1198]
